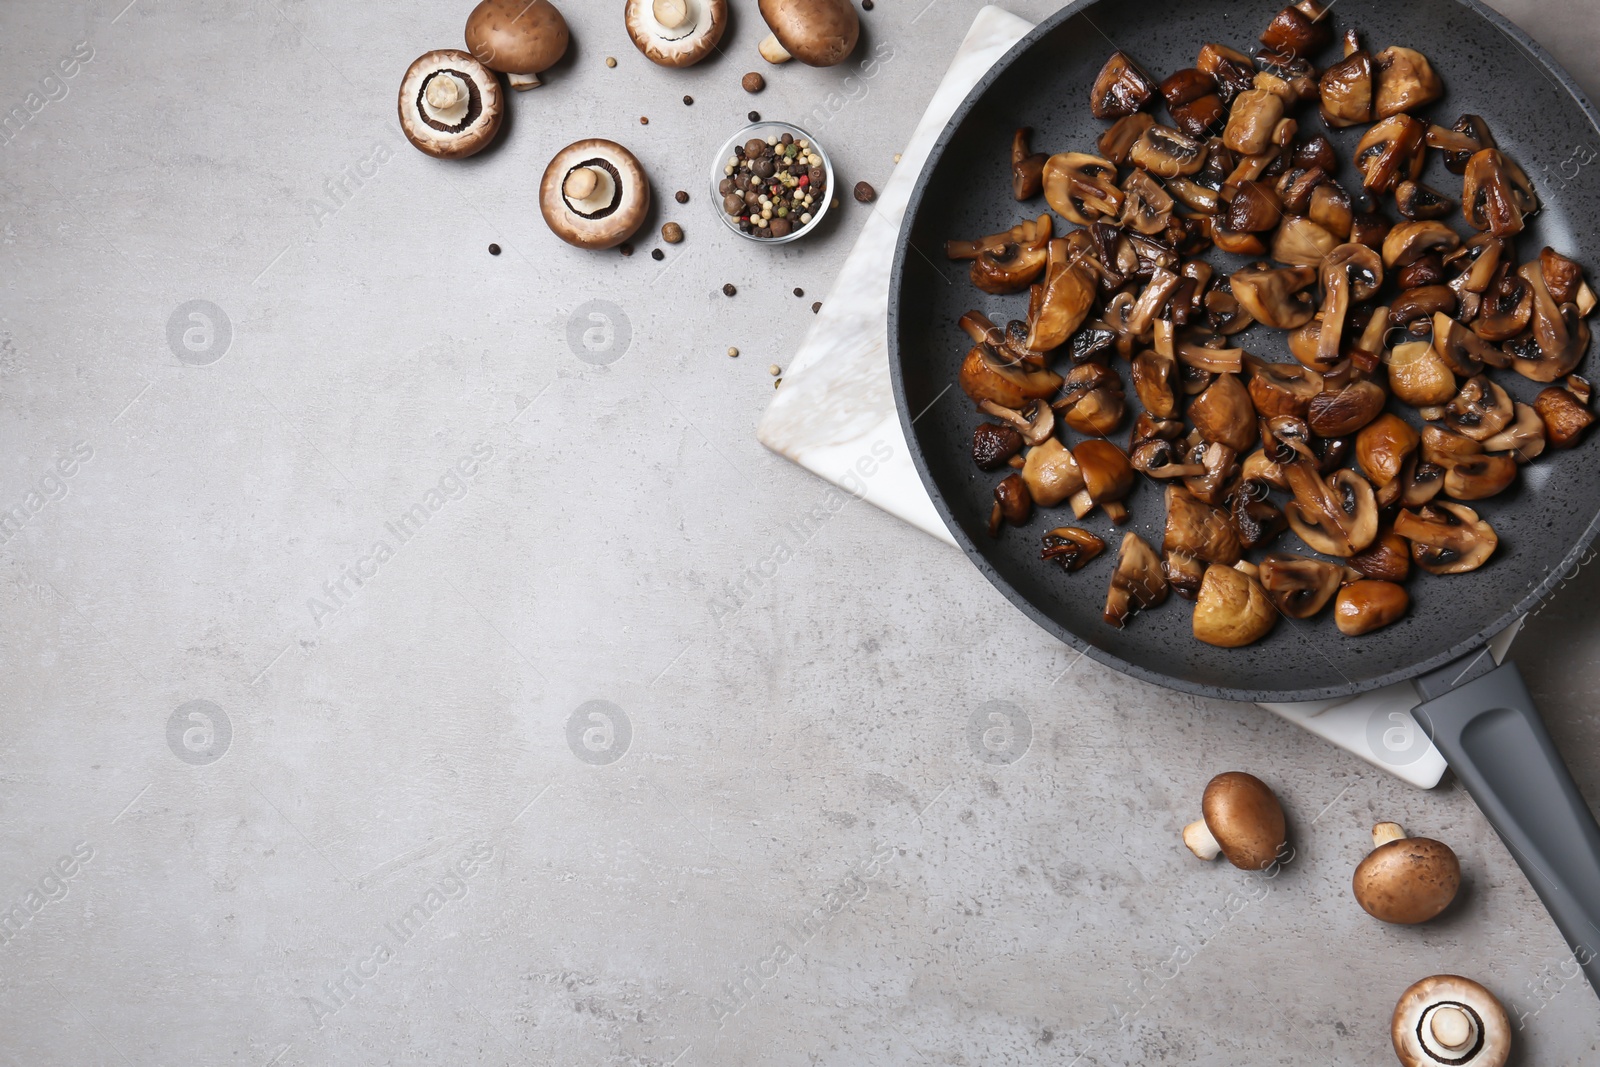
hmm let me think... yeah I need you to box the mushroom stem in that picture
[507,71,542,90]
[1430,1006,1474,1050]
[758,32,793,64]
[425,75,464,111]
[1373,821,1406,848]
[564,166,601,201]
[1183,819,1222,861]
[653,0,691,29]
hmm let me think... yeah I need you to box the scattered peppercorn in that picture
[662,222,684,244]
[793,287,805,298]
[769,364,782,376]
[812,301,822,313]
[742,72,766,93]
[723,283,738,296]
[488,243,501,255]
[748,110,761,122]
[675,190,690,204]
[728,347,739,358]
[652,248,665,260]
[640,116,650,125]
[606,56,617,67]
[854,181,876,203]
[619,243,634,257]
[683,95,694,105]
[862,0,874,8]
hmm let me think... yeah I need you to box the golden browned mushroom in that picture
[1098,113,1157,165]
[1104,532,1168,627]
[1356,115,1426,193]
[1118,170,1176,234]
[1089,50,1156,119]
[1070,439,1135,522]
[1336,580,1409,635]
[1395,502,1497,575]
[1043,154,1123,226]
[1197,42,1256,103]
[979,399,1054,447]
[1395,180,1455,221]
[1182,771,1287,869]
[1308,380,1387,438]
[1392,975,1511,1067]
[1285,461,1379,557]
[1246,356,1321,419]
[757,0,859,65]
[1040,527,1106,571]
[1027,238,1099,351]
[971,423,1024,471]
[1535,382,1595,448]
[1353,822,1460,923]
[1230,264,1317,329]
[1319,47,1373,127]
[1510,260,1592,382]
[1164,484,1242,567]
[958,344,1062,408]
[1373,46,1443,118]
[1193,563,1277,647]
[465,0,569,90]
[1160,67,1226,140]
[1011,128,1048,201]
[1462,149,1538,238]
[1021,439,1084,507]
[1383,221,1461,271]
[1222,88,1285,156]
[1432,314,1508,376]
[1128,124,1206,178]
[1131,351,1179,418]
[1357,413,1420,503]
[1188,373,1258,452]
[1389,340,1459,407]
[1481,402,1546,462]
[1260,0,1332,54]
[1056,363,1128,436]
[946,215,1054,294]
[1258,552,1342,618]
[993,473,1032,527]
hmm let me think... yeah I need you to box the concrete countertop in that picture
[2,0,1598,1063]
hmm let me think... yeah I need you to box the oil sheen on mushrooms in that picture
[945,2,1596,648]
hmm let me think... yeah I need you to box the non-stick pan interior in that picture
[891,0,1600,702]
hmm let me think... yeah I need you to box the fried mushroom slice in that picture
[1335,580,1409,635]
[1165,485,1243,567]
[1462,149,1539,238]
[1043,154,1123,226]
[1189,373,1258,453]
[958,344,1063,407]
[1259,552,1343,619]
[1104,532,1169,628]
[1511,260,1592,382]
[1482,402,1547,462]
[1356,413,1420,505]
[1021,438,1085,507]
[1230,264,1317,329]
[1355,115,1426,193]
[1090,51,1156,119]
[1444,375,1514,440]
[1285,464,1379,557]
[1319,47,1374,128]
[1040,527,1106,571]
[1246,356,1322,419]
[1193,563,1277,647]
[1373,46,1443,118]
[1535,383,1596,448]
[1394,502,1497,575]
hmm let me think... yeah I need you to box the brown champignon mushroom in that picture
[1429,114,1496,173]
[1197,42,1256,103]
[540,139,651,250]
[1351,529,1413,582]
[1481,402,1546,462]
[1011,128,1048,201]
[1391,975,1511,1067]
[1230,264,1317,329]
[1069,440,1135,523]
[1259,552,1342,618]
[1444,375,1514,441]
[1128,125,1207,178]
[1021,439,1084,507]
[1383,221,1461,271]
[1056,363,1128,436]
[398,50,505,160]
[1474,266,1534,342]
[1222,89,1286,156]
[1354,822,1460,923]
[1183,439,1241,506]
[1357,413,1420,502]
[1193,563,1277,647]
[1044,151,1127,226]
[1189,373,1258,452]
[1260,0,1332,54]
[1356,115,1427,193]
[1089,51,1157,119]
[1232,480,1288,550]
[1246,356,1321,419]
[625,0,728,68]
[946,215,1054,294]
[1432,314,1507,375]
[1104,532,1168,627]
[1224,181,1282,234]
[756,0,859,66]
[1028,239,1100,352]
[465,0,569,90]
[1319,47,1374,127]
[1373,46,1443,118]
[1395,181,1455,221]
[958,343,1063,408]
[1511,260,1592,383]
[1308,381,1386,438]
[1534,383,1595,448]
[1538,246,1594,308]
[993,473,1032,528]
[1040,527,1106,571]
[1394,502,1497,575]
[1284,459,1379,557]
[1462,149,1539,238]
[1160,68,1226,140]
[1183,771,1287,868]
[1164,485,1243,568]
[1336,579,1409,635]
[972,423,1024,471]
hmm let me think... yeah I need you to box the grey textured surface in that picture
[1,1,1598,1065]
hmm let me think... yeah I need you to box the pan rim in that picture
[888,0,1600,704]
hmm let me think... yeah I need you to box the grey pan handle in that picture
[1413,662,1600,996]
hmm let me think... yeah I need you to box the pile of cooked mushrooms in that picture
[951,0,1597,647]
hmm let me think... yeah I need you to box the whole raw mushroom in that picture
[397,50,504,160]
[757,0,860,66]
[626,0,728,68]
[1392,975,1510,1067]
[1182,771,1288,870]
[465,0,569,90]
[1353,822,1461,923]
[541,140,652,250]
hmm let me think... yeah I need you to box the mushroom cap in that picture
[1354,837,1461,923]
[626,0,728,68]
[757,0,860,66]
[465,0,569,78]
[1392,975,1511,1067]
[540,139,651,250]
[1200,771,1286,870]
[397,50,504,160]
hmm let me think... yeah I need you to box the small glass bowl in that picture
[709,121,836,245]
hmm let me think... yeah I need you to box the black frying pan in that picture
[890,0,1600,994]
